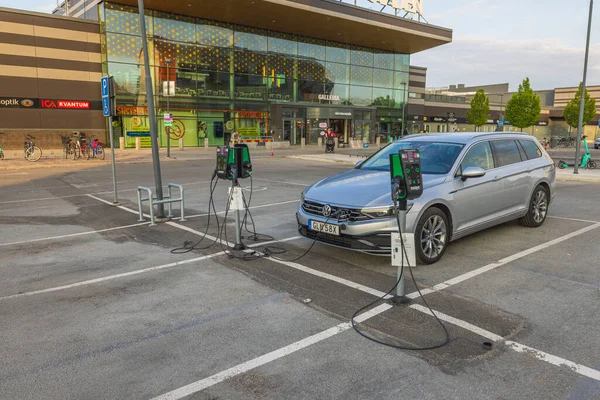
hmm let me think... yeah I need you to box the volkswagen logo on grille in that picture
[322,204,332,217]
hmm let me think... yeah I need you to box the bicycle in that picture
[61,135,78,160]
[24,135,42,162]
[87,138,105,160]
[0,132,4,160]
[72,132,89,159]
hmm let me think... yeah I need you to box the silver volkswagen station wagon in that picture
[297,132,556,264]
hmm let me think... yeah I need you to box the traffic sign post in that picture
[101,75,118,205]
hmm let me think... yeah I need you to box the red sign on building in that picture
[41,99,91,109]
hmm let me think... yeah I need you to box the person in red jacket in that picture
[325,127,336,153]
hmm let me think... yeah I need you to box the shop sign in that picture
[319,122,328,128]
[41,99,90,109]
[536,121,548,126]
[117,106,149,115]
[334,111,352,117]
[0,97,37,108]
[318,94,340,102]
[236,111,267,119]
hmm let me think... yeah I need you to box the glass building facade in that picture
[100,2,409,147]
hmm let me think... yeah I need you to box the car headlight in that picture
[300,190,306,203]
[361,204,413,219]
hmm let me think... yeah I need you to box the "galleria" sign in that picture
[317,94,340,102]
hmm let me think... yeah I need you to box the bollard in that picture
[376,136,381,148]
[334,137,338,148]
[135,137,141,150]
[119,136,125,150]
[179,138,183,150]
[204,138,209,148]
[318,137,322,147]
[301,137,305,148]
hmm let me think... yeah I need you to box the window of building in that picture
[325,62,349,85]
[350,49,373,67]
[374,53,394,70]
[298,41,326,60]
[326,45,350,64]
[350,65,373,86]
[492,140,523,166]
[197,20,233,47]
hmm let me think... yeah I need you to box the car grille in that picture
[302,200,365,221]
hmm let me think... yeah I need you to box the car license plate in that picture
[309,220,340,236]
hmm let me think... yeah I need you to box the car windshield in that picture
[359,140,464,174]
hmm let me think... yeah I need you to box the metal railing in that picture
[137,183,186,226]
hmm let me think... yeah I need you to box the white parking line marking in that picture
[252,177,310,187]
[0,222,149,247]
[408,222,600,299]
[86,193,139,215]
[265,257,391,299]
[186,199,300,219]
[0,181,213,205]
[166,221,234,248]
[151,303,392,400]
[409,304,503,342]
[0,236,301,302]
[505,341,600,381]
[548,215,599,224]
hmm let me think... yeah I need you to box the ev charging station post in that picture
[390,149,423,304]
[216,144,253,250]
[101,75,118,205]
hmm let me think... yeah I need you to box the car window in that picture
[519,140,542,159]
[359,140,464,174]
[492,140,523,167]
[460,141,494,172]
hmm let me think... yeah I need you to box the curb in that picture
[287,155,355,165]
[556,175,600,183]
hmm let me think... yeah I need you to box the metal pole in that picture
[108,116,118,205]
[393,207,409,304]
[575,0,593,174]
[137,0,165,217]
[166,62,171,158]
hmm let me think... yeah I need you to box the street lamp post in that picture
[137,0,165,218]
[400,81,407,137]
[165,58,172,158]
[574,0,594,175]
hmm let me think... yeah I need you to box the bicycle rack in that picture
[137,183,186,226]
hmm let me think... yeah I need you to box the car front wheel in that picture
[415,207,449,265]
[519,185,549,228]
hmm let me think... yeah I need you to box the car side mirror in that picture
[355,160,364,168]
[461,167,486,181]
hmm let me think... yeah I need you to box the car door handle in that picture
[492,175,502,182]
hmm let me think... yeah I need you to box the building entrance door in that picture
[283,118,305,145]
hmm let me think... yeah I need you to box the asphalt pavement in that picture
[1,155,599,399]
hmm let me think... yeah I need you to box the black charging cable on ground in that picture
[170,170,221,254]
[350,205,453,350]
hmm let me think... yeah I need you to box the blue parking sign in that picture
[102,97,111,117]
[101,76,109,97]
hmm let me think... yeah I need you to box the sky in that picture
[2,0,599,91]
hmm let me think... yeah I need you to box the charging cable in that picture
[170,170,221,254]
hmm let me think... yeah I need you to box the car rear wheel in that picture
[415,207,449,265]
[519,185,549,228]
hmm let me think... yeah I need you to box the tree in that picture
[466,89,490,131]
[505,77,541,131]
[563,83,597,133]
